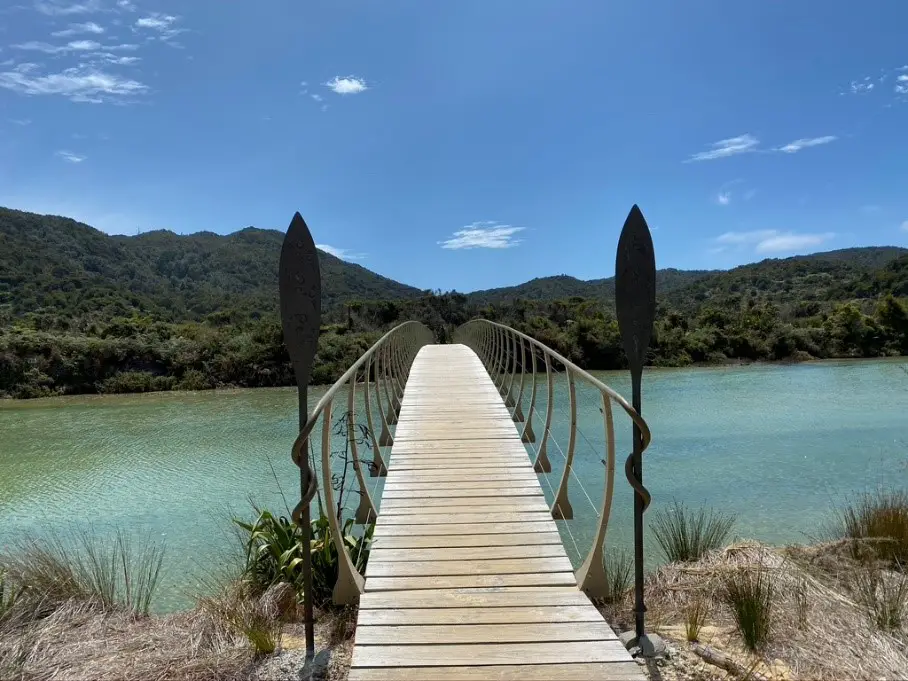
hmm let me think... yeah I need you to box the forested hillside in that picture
[1,207,906,398]
[0,207,422,326]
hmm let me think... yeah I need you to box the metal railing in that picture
[452,318,652,599]
[290,321,434,604]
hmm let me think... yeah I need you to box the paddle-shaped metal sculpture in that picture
[279,212,321,658]
[615,204,656,641]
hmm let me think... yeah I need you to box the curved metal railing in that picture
[290,320,434,604]
[452,318,652,598]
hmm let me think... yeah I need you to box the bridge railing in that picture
[291,320,434,604]
[452,318,652,598]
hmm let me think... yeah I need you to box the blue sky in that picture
[1,1,907,292]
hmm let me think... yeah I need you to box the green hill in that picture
[1,206,906,398]
[0,207,422,326]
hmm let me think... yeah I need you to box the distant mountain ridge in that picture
[0,207,422,323]
[1,207,906,327]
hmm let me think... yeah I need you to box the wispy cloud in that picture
[686,134,759,162]
[34,0,102,16]
[52,21,104,37]
[9,118,32,125]
[135,13,176,30]
[439,221,524,250]
[0,62,147,102]
[13,39,102,54]
[134,13,185,44]
[775,135,837,154]
[311,93,323,102]
[117,0,136,10]
[316,244,365,261]
[713,178,754,206]
[56,150,85,163]
[844,76,875,95]
[896,74,908,95]
[712,229,834,255]
[325,75,367,95]
[901,220,908,233]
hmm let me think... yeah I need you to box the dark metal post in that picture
[614,204,656,642]
[279,212,322,659]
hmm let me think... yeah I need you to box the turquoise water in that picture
[1,358,906,611]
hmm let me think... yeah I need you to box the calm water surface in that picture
[1,358,906,611]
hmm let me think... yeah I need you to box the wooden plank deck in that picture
[349,344,644,681]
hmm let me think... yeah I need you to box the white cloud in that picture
[311,93,323,102]
[896,74,908,95]
[316,244,365,261]
[712,229,834,255]
[10,118,32,125]
[686,134,759,162]
[901,220,908,233]
[117,0,136,10]
[439,221,524,250]
[135,14,177,30]
[846,77,875,95]
[776,135,837,154]
[56,150,85,163]
[52,21,105,37]
[0,63,147,102]
[34,0,102,16]
[325,75,367,95]
[716,192,731,206]
[13,39,101,54]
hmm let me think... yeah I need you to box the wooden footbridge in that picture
[278,210,655,680]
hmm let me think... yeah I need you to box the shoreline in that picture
[2,354,905,402]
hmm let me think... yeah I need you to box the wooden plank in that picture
[369,545,567,562]
[384,479,543,490]
[348,663,644,681]
[366,556,574,577]
[379,495,547,508]
[359,587,591,609]
[354,621,617,645]
[365,572,578,591]
[371,532,564,549]
[373,521,560,536]
[350,641,632,667]
[357,605,604,626]
[382,488,543,499]
[379,501,551,516]
[376,512,553,525]
[385,471,539,482]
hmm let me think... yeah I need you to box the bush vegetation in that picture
[720,567,775,651]
[3,206,908,398]
[841,489,908,567]
[651,500,736,562]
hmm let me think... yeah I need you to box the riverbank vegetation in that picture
[607,488,908,680]
[3,489,907,680]
[2,206,907,398]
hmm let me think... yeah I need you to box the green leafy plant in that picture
[721,567,774,651]
[233,508,373,607]
[651,501,736,563]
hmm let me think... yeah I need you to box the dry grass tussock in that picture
[619,540,908,680]
[0,528,348,681]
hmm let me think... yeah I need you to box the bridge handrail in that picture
[452,318,652,598]
[290,320,434,603]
